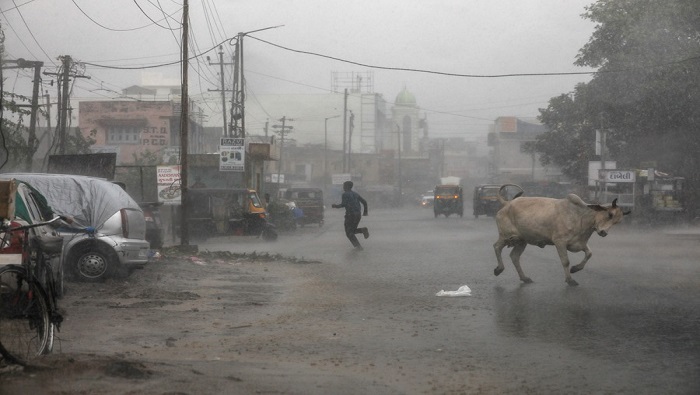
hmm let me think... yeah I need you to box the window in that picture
[107,126,141,145]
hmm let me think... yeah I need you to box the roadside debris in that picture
[435,285,472,297]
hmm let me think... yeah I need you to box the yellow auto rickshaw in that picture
[187,188,277,241]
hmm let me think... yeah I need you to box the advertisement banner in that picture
[157,165,181,205]
[220,137,245,172]
[332,173,352,185]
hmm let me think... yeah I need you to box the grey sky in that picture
[2,0,596,141]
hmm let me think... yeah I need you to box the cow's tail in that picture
[498,184,524,205]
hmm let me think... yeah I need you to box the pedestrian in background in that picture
[332,181,369,250]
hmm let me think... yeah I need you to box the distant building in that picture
[487,116,564,184]
[78,85,207,165]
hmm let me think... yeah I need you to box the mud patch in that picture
[105,360,152,379]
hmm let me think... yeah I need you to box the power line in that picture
[9,0,56,66]
[69,0,181,32]
[131,0,180,31]
[247,36,700,78]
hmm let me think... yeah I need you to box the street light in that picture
[324,115,340,196]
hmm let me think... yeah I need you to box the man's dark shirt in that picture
[339,190,368,215]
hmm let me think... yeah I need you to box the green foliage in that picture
[0,118,30,170]
[64,128,97,155]
[131,149,161,166]
[536,0,700,188]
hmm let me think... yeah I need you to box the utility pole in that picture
[43,91,52,133]
[207,45,233,136]
[272,116,293,193]
[231,34,244,138]
[342,88,348,172]
[397,124,402,207]
[44,55,89,155]
[59,56,70,154]
[179,0,190,246]
[230,26,282,138]
[26,61,41,170]
[324,115,340,197]
[1,58,44,170]
[347,110,355,171]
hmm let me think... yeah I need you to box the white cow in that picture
[493,184,630,286]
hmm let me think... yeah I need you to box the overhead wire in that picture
[1,2,50,65]
[70,0,181,32]
[1,0,38,13]
[132,0,179,31]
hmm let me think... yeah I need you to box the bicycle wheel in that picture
[0,265,51,365]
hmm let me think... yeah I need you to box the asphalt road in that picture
[201,203,700,394]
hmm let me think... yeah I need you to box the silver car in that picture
[0,173,150,282]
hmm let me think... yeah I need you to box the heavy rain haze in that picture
[1,0,596,143]
[2,1,700,391]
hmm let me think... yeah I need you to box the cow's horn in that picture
[612,198,618,207]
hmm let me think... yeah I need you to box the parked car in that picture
[0,179,67,297]
[0,173,151,282]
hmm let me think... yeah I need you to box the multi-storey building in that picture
[78,85,208,165]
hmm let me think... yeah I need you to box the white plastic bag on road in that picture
[435,285,472,297]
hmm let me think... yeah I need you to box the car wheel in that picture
[73,247,113,282]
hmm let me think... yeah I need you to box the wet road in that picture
[200,205,700,394]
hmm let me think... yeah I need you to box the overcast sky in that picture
[2,0,597,141]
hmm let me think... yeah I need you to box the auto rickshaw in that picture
[433,184,463,217]
[187,188,277,241]
[472,184,502,218]
[283,187,324,226]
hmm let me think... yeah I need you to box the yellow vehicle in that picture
[472,184,501,218]
[186,188,277,241]
[433,185,463,217]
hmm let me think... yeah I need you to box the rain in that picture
[1,0,699,393]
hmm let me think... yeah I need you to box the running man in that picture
[331,181,369,250]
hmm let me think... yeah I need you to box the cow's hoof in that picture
[570,266,582,274]
[494,267,504,276]
[566,279,579,286]
[521,277,533,284]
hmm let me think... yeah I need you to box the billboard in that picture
[219,137,245,172]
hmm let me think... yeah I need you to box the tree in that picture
[535,0,700,215]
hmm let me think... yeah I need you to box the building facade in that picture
[78,85,208,165]
[487,116,564,184]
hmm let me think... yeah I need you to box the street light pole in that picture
[324,115,340,197]
[396,124,402,207]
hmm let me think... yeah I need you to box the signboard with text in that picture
[599,169,636,183]
[219,137,245,172]
[156,165,181,205]
[332,173,352,185]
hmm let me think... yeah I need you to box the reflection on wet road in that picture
[200,206,700,393]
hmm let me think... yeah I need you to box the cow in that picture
[493,184,630,286]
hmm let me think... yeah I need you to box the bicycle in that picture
[0,215,69,366]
